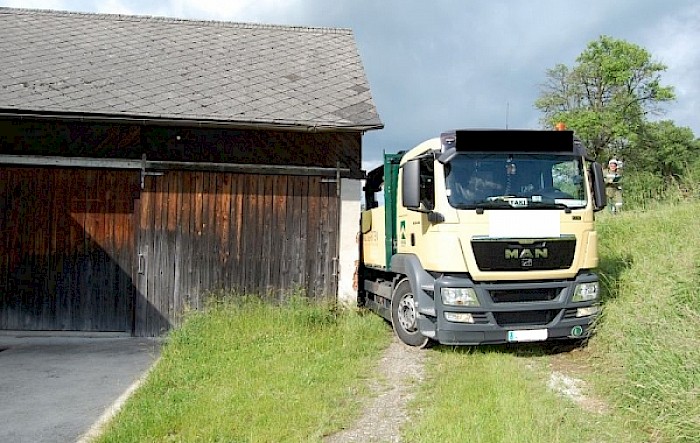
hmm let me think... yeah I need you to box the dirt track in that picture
[324,336,427,443]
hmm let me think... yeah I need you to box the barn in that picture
[0,8,383,336]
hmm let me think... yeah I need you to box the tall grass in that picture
[96,296,391,442]
[592,203,700,442]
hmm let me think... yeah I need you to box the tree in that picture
[536,36,675,161]
[627,121,700,180]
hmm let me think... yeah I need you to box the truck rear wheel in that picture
[391,280,430,347]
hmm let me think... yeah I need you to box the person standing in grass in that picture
[604,158,623,213]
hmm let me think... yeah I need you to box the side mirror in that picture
[590,162,607,211]
[401,158,443,222]
[402,159,421,209]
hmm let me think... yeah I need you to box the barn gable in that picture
[0,7,382,336]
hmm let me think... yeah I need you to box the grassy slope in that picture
[592,204,700,442]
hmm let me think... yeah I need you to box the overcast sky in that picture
[2,0,699,169]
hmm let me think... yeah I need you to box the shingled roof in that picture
[0,7,383,132]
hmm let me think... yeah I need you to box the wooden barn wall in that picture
[135,170,339,336]
[0,120,363,176]
[0,167,141,332]
[0,120,352,336]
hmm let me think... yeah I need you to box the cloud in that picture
[1,0,70,10]
[643,3,700,131]
[51,0,302,22]
[183,0,302,22]
[108,0,303,22]
[94,0,135,15]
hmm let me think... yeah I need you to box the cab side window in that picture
[419,157,435,210]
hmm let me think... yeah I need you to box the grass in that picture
[591,204,700,442]
[95,296,391,442]
[401,344,644,443]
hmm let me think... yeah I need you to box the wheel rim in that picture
[397,293,418,333]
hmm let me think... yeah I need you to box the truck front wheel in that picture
[391,280,429,347]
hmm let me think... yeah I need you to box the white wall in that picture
[337,178,361,306]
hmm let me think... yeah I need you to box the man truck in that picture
[359,129,607,347]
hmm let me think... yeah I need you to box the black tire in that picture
[391,280,430,347]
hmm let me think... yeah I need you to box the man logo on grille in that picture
[505,248,548,260]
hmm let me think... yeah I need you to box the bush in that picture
[615,168,699,211]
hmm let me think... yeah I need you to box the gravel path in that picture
[324,337,427,443]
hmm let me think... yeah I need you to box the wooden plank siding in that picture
[0,121,351,336]
[134,170,339,336]
[0,167,138,332]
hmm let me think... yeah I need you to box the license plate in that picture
[507,329,548,342]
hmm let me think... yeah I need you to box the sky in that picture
[2,0,699,170]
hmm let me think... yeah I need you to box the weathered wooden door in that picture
[134,171,340,336]
[0,168,139,332]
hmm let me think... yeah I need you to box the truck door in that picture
[398,156,434,252]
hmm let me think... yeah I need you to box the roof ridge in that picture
[0,6,353,35]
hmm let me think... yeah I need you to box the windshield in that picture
[444,153,587,210]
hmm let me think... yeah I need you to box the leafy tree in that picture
[627,121,700,180]
[536,36,675,161]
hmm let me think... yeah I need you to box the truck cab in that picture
[360,129,607,346]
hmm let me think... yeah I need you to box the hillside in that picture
[591,204,700,441]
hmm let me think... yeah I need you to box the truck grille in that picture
[470,313,490,324]
[493,309,559,326]
[471,238,575,271]
[490,288,560,303]
[563,308,579,320]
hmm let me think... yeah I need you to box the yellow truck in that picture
[360,129,607,346]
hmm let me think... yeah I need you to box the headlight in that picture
[441,287,480,306]
[572,282,599,302]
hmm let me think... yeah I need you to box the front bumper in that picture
[417,272,600,345]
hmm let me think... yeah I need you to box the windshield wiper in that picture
[451,200,510,210]
[455,198,574,213]
[467,199,574,214]
[527,201,572,213]
[470,199,513,213]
